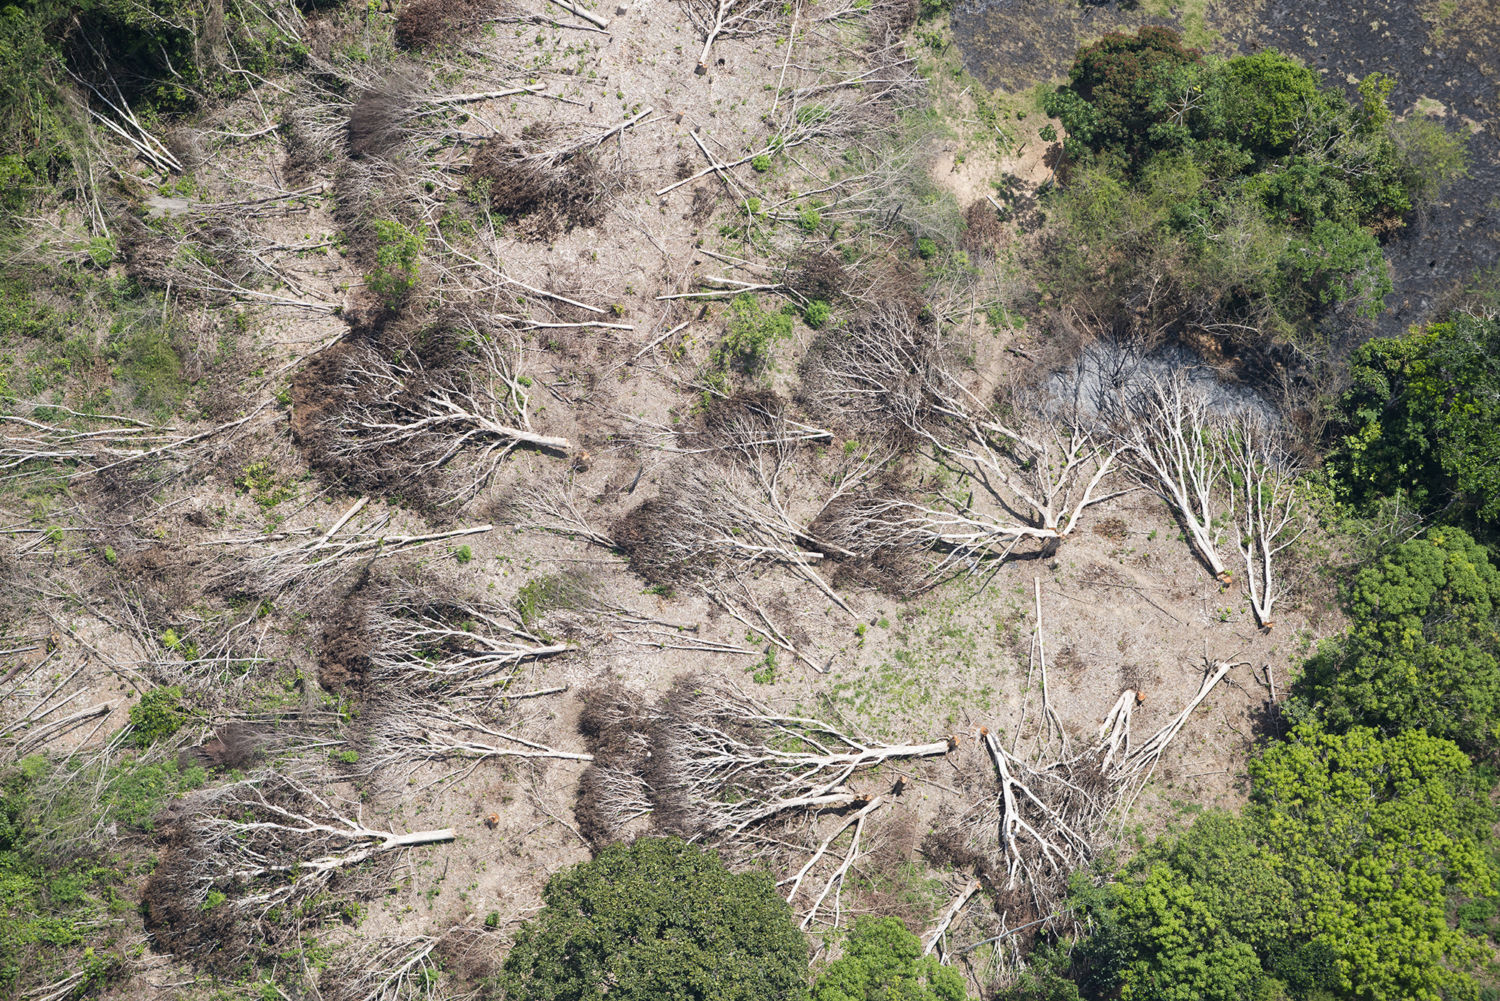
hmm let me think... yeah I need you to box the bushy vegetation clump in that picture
[1332,313,1500,531]
[0,758,124,995]
[710,294,797,379]
[814,917,967,1001]
[1039,27,1468,349]
[366,219,423,308]
[1296,527,1500,751]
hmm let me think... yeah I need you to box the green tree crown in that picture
[500,837,810,1001]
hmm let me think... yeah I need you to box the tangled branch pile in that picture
[470,124,623,240]
[804,306,1122,591]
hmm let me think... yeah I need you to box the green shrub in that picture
[108,309,187,415]
[499,837,809,1001]
[1392,113,1471,209]
[0,761,123,997]
[127,686,185,748]
[802,299,831,329]
[1332,314,1500,528]
[366,219,422,307]
[751,154,772,173]
[711,294,794,376]
[514,573,588,632]
[813,916,967,1001]
[103,755,203,830]
[915,237,937,259]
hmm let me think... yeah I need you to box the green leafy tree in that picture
[1391,113,1471,209]
[499,837,810,1001]
[1333,314,1500,527]
[1078,814,1288,1001]
[1247,725,1493,1001]
[1298,527,1500,749]
[813,917,966,1001]
[1070,726,1494,1001]
[1214,50,1322,161]
[1276,218,1391,318]
[1038,28,1466,351]
[1042,27,1204,170]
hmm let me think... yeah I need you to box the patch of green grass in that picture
[515,573,588,634]
[829,596,1005,737]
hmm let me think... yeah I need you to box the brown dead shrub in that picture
[688,183,717,223]
[961,199,1007,257]
[695,389,787,449]
[433,926,505,993]
[141,809,246,967]
[610,499,699,589]
[289,316,474,506]
[346,81,418,159]
[394,0,509,49]
[786,250,849,303]
[116,545,200,618]
[574,683,657,848]
[808,492,934,598]
[921,822,1001,888]
[854,812,936,927]
[318,600,372,692]
[178,723,262,771]
[877,0,918,34]
[470,132,617,239]
[1092,516,1127,541]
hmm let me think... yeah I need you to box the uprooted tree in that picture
[142,772,454,964]
[573,678,954,855]
[293,317,568,509]
[802,305,1124,591]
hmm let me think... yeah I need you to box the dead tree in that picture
[679,0,786,74]
[143,772,453,961]
[212,496,492,596]
[1113,374,1233,583]
[918,593,1243,972]
[365,575,573,696]
[362,687,591,787]
[1226,414,1308,629]
[1,653,116,760]
[803,306,1122,586]
[319,936,442,1001]
[575,679,953,845]
[614,395,877,614]
[309,333,569,508]
[1,405,267,487]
